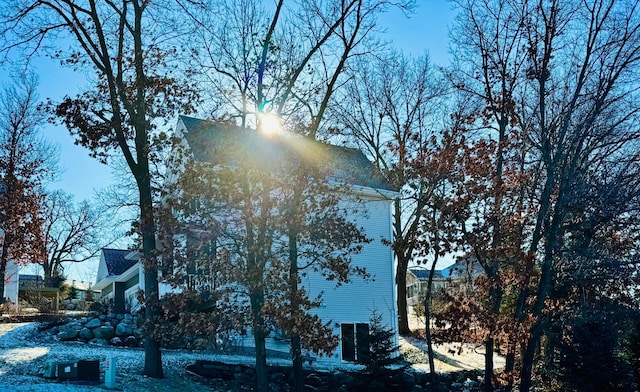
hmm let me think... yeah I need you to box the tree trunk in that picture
[519,320,543,392]
[138,164,163,379]
[291,334,304,392]
[397,260,410,335]
[425,297,436,387]
[0,254,6,312]
[504,350,515,392]
[520,208,559,391]
[425,250,439,387]
[483,267,502,392]
[484,337,494,392]
[288,228,304,392]
[393,197,412,336]
[251,288,269,392]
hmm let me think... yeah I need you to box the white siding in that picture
[3,259,19,305]
[302,195,398,362]
[96,253,109,283]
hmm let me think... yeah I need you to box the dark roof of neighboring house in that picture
[102,248,137,276]
[408,266,445,280]
[444,256,483,277]
[179,115,397,192]
[19,274,43,281]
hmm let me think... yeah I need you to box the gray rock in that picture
[110,337,123,346]
[115,323,133,337]
[57,322,82,340]
[124,336,138,347]
[99,314,107,321]
[92,325,115,340]
[119,318,133,326]
[85,318,102,329]
[270,372,286,383]
[133,328,144,339]
[57,328,79,341]
[79,328,94,341]
[88,338,109,346]
[305,374,323,387]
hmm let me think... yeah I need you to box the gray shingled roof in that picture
[102,248,136,276]
[179,116,397,192]
[408,266,445,280]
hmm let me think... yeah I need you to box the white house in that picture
[94,248,174,312]
[95,116,399,364]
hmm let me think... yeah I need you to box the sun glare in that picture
[258,112,282,137]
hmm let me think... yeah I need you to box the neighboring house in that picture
[63,280,99,301]
[406,266,448,307]
[94,248,175,313]
[3,261,61,312]
[406,256,484,308]
[96,116,400,365]
[94,248,140,313]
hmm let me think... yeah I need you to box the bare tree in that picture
[40,190,119,286]
[448,0,640,390]
[331,52,450,337]
[190,0,415,137]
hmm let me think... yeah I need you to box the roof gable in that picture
[178,116,396,192]
[102,248,137,276]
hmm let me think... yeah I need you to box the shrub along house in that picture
[95,116,400,364]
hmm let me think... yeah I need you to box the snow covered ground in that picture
[0,319,490,391]
[0,321,370,391]
[0,322,271,391]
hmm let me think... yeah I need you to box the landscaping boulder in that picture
[57,323,81,341]
[124,336,138,347]
[115,322,133,337]
[110,337,123,346]
[92,325,115,340]
[88,338,109,346]
[79,328,94,341]
[133,328,143,339]
[85,318,102,329]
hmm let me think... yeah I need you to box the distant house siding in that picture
[125,274,138,291]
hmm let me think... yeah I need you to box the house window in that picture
[341,323,370,363]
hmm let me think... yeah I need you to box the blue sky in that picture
[3,1,456,201]
[1,1,457,280]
